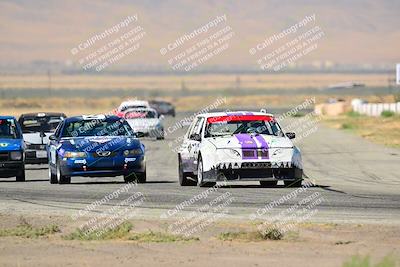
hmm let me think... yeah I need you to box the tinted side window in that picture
[188,117,204,139]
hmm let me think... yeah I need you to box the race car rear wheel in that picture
[56,159,71,184]
[260,181,277,187]
[197,155,216,187]
[16,169,25,182]
[49,166,57,184]
[178,155,196,186]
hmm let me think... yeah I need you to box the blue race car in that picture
[0,116,25,181]
[48,115,146,184]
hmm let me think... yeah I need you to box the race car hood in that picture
[23,132,52,144]
[126,118,160,130]
[59,136,142,152]
[0,138,24,151]
[206,134,293,149]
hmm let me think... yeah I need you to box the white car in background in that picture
[124,108,165,140]
[18,112,66,164]
[178,111,303,187]
[116,100,150,117]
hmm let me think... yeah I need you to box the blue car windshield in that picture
[61,119,134,137]
[0,119,20,139]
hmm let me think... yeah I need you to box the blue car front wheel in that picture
[56,159,71,184]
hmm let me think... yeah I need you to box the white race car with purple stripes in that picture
[178,111,303,187]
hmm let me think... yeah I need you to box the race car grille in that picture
[241,162,272,169]
[242,149,268,158]
[0,152,9,161]
[93,151,118,158]
[27,144,46,150]
[243,150,255,157]
[258,149,269,158]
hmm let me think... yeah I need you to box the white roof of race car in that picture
[118,100,150,111]
[196,111,275,118]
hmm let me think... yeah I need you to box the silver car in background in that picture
[124,108,165,140]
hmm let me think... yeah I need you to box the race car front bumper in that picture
[0,161,25,178]
[205,161,302,181]
[59,155,146,177]
[25,149,48,164]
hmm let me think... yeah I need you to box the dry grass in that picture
[0,73,389,91]
[323,113,400,148]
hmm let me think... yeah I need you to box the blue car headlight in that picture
[64,151,87,158]
[10,151,23,160]
[123,149,142,156]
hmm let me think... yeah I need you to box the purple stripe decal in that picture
[234,134,258,159]
[254,135,269,159]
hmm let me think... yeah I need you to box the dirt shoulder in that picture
[0,213,398,267]
[321,112,400,148]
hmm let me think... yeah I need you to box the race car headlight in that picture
[123,148,142,156]
[64,151,87,158]
[10,151,22,160]
[272,148,283,156]
[223,149,241,159]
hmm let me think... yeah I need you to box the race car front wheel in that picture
[16,169,25,182]
[178,155,196,186]
[197,155,215,187]
[56,159,71,184]
[49,167,57,184]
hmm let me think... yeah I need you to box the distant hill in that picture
[0,0,399,70]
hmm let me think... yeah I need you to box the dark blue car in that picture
[0,116,25,181]
[48,115,146,184]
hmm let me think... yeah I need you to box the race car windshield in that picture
[20,116,63,133]
[0,119,20,139]
[125,110,157,119]
[205,117,283,137]
[61,119,134,137]
[120,105,147,112]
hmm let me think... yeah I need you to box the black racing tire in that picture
[197,155,216,187]
[16,168,25,182]
[260,181,278,187]
[57,159,71,184]
[178,155,196,186]
[49,166,58,184]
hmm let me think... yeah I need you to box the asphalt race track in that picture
[1,112,399,224]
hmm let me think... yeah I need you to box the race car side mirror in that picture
[136,132,145,138]
[49,135,57,141]
[285,132,296,139]
[190,133,201,142]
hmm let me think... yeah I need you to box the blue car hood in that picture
[59,136,142,152]
[0,138,24,151]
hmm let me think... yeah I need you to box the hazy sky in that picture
[1,0,399,69]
